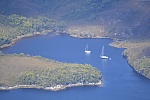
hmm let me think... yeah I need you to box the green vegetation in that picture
[0,54,102,88]
[132,57,150,78]
[123,42,150,78]
[0,14,67,46]
[18,64,101,87]
[111,41,150,78]
[0,81,5,87]
[0,0,149,80]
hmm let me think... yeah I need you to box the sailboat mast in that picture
[100,46,108,59]
[86,44,88,51]
[85,44,91,53]
[101,46,104,56]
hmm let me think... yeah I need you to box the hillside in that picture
[0,0,149,39]
[0,14,66,47]
[0,0,150,79]
[110,41,150,79]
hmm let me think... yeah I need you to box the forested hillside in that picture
[0,0,150,79]
[0,14,66,46]
[0,0,113,17]
[0,0,149,39]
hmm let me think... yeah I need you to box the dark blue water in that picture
[1,34,150,100]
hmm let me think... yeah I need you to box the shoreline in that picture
[109,40,150,79]
[0,30,58,49]
[0,29,149,90]
[0,33,42,49]
[0,30,108,49]
[0,81,102,91]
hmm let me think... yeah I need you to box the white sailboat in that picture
[85,44,91,53]
[100,46,108,59]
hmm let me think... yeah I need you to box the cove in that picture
[0,34,150,100]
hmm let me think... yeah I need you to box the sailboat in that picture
[85,44,91,53]
[100,46,108,59]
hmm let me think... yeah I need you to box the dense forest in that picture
[0,14,66,46]
[18,64,101,87]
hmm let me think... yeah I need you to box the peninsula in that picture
[0,54,102,91]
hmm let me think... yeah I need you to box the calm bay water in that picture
[0,34,150,100]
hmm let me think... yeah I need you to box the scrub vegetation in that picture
[0,54,102,88]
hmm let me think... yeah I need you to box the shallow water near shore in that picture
[0,34,150,100]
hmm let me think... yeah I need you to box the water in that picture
[0,34,150,100]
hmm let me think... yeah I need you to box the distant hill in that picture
[0,0,149,39]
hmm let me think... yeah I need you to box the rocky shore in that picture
[0,81,102,91]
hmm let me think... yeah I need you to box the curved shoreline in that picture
[0,29,149,90]
[0,30,58,49]
[0,33,42,49]
[0,81,102,91]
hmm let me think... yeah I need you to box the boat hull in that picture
[85,51,91,53]
[100,56,108,59]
